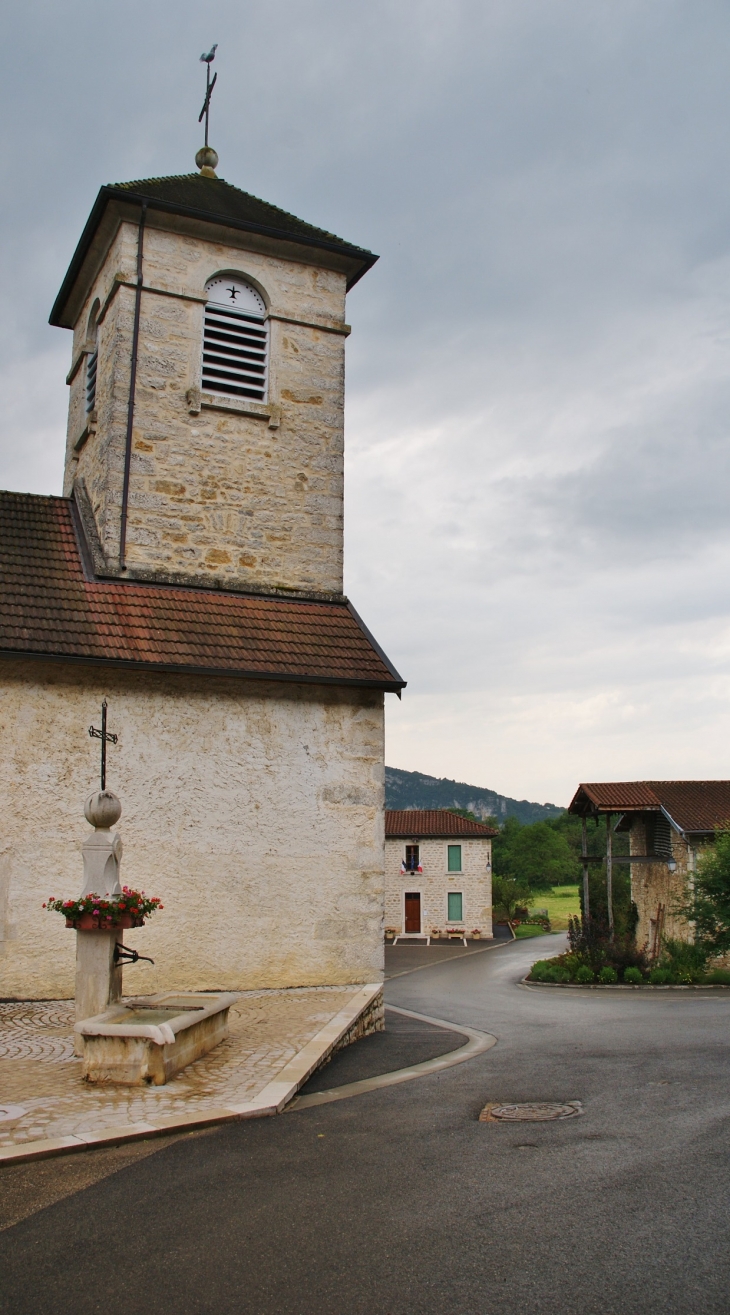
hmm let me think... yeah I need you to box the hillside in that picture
[385,766,564,825]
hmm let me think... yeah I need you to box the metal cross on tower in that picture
[88,699,118,791]
[199,44,218,148]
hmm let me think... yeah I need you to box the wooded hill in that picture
[385,766,563,825]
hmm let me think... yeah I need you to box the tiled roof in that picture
[50,174,377,326]
[113,175,372,256]
[570,783,660,813]
[0,492,404,691]
[570,781,730,835]
[385,810,497,838]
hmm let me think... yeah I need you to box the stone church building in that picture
[0,162,404,1000]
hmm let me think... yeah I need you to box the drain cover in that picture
[480,1101,583,1122]
[0,1104,27,1123]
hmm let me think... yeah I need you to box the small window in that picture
[203,276,268,401]
[447,844,462,872]
[404,844,420,873]
[447,892,463,922]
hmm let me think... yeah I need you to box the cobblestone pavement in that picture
[0,987,362,1148]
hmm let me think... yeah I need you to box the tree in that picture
[675,827,730,955]
[495,820,579,890]
[492,876,532,921]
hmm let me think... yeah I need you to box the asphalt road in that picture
[3,936,730,1315]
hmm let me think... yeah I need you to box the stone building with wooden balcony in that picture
[569,781,730,953]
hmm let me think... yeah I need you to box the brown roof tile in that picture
[0,492,404,691]
[570,781,730,835]
[385,810,498,838]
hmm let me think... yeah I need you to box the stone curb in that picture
[0,982,383,1167]
[288,1004,497,1111]
[521,977,730,991]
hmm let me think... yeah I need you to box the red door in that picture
[404,892,421,933]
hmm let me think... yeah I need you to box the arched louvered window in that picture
[86,299,100,414]
[202,276,268,402]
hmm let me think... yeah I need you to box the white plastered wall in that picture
[0,660,385,999]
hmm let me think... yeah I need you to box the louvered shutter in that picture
[85,348,98,413]
[202,277,268,402]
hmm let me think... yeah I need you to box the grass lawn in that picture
[514,924,549,939]
[531,885,581,930]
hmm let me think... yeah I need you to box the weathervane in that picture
[196,44,219,176]
[88,699,118,792]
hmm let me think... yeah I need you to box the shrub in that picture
[598,965,618,984]
[649,966,672,985]
[705,968,730,985]
[562,954,582,976]
[575,965,594,984]
[623,966,643,984]
[658,938,707,983]
[528,960,553,981]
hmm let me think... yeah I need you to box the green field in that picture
[530,885,581,930]
[514,924,548,939]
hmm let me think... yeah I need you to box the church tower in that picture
[51,155,376,598]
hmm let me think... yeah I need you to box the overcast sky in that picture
[3,0,730,806]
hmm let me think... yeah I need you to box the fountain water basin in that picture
[75,992,239,1085]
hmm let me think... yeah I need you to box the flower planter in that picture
[66,912,144,931]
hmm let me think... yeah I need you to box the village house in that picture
[0,158,405,1000]
[569,781,730,952]
[384,810,496,942]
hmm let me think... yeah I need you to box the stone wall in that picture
[629,818,693,950]
[63,218,349,597]
[0,660,385,999]
[384,837,493,936]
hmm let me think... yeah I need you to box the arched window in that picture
[202,276,268,402]
[85,299,100,413]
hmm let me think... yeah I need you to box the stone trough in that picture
[75,992,239,1085]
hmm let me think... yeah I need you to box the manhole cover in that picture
[480,1101,583,1122]
[0,1104,27,1123]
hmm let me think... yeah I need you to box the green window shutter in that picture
[448,891,463,922]
[447,844,462,872]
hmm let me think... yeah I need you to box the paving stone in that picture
[0,987,362,1148]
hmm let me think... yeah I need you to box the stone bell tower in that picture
[51,153,377,598]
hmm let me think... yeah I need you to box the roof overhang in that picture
[50,185,379,329]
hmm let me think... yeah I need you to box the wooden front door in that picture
[404,892,421,933]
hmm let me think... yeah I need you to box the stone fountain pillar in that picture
[74,790,124,1046]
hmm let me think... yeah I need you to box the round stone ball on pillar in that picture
[81,791,123,898]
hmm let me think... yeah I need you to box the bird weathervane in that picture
[198,44,218,148]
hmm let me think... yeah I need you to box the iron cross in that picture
[199,44,218,148]
[88,699,118,791]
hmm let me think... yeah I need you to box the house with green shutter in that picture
[385,810,496,943]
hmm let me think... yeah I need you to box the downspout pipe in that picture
[119,202,147,570]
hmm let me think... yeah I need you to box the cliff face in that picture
[384,767,563,826]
